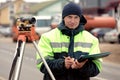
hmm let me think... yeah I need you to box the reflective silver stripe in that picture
[50,42,92,48]
[37,59,43,65]
[74,42,92,48]
[50,42,69,48]
[37,56,53,65]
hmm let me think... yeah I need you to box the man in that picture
[36,2,102,80]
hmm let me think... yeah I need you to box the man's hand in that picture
[64,56,88,69]
[64,56,74,69]
[71,59,88,69]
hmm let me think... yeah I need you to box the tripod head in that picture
[16,17,36,32]
[15,17,39,41]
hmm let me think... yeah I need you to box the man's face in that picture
[64,15,80,29]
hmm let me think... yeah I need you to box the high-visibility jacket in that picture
[36,23,102,80]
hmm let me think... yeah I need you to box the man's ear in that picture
[80,15,87,25]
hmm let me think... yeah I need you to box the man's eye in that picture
[75,16,79,19]
[68,16,72,18]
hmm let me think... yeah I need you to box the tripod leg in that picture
[9,41,20,80]
[13,40,26,80]
[32,41,56,80]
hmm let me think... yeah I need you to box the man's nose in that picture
[70,18,75,23]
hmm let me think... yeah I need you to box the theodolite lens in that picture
[20,17,36,24]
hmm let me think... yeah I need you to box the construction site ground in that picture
[0,42,120,80]
[100,43,120,64]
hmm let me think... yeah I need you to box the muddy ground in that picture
[100,43,120,64]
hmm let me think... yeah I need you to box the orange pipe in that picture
[84,16,116,30]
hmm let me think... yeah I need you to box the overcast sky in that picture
[0,0,51,3]
[0,0,6,2]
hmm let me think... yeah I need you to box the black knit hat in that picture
[62,2,87,25]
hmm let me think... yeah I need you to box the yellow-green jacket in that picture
[36,22,102,80]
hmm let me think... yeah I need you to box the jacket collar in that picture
[58,21,84,36]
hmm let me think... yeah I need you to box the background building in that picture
[0,0,119,26]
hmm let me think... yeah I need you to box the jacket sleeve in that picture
[36,34,66,75]
[78,38,102,77]
[40,59,67,75]
[78,60,100,77]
